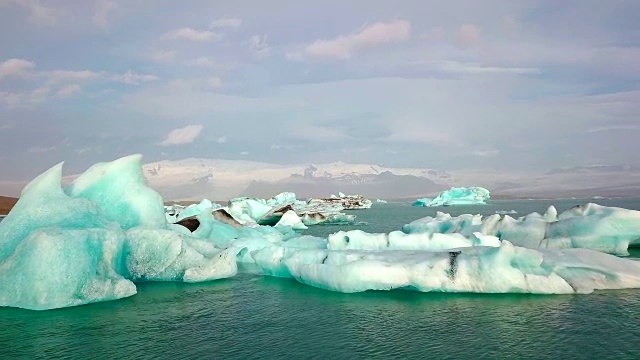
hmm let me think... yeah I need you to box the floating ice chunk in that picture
[403,212,484,236]
[252,242,640,294]
[376,199,388,203]
[65,154,167,230]
[123,228,240,282]
[413,187,490,207]
[282,235,328,249]
[173,199,222,222]
[0,228,136,310]
[327,230,500,251]
[266,192,298,207]
[228,197,273,223]
[403,203,640,255]
[544,205,558,222]
[275,210,308,230]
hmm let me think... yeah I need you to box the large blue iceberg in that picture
[413,187,490,207]
[2,155,640,311]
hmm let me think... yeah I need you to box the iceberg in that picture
[313,193,373,210]
[413,187,490,207]
[327,230,500,251]
[376,199,388,203]
[223,192,358,226]
[251,241,640,294]
[403,204,640,255]
[4,154,640,310]
[0,155,240,310]
[275,210,308,230]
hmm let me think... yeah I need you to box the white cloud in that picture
[160,124,204,146]
[150,50,178,63]
[11,0,63,26]
[164,28,221,42]
[249,35,271,58]
[455,24,481,49]
[0,58,35,79]
[384,117,453,145]
[208,77,223,90]
[240,151,249,155]
[113,70,159,85]
[56,84,81,98]
[185,57,214,67]
[434,61,540,75]
[28,145,57,153]
[216,135,227,143]
[288,20,411,60]
[210,16,242,29]
[0,92,23,107]
[45,70,101,84]
[93,0,117,29]
[587,125,640,133]
[471,149,499,157]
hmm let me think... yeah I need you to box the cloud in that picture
[471,149,499,157]
[216,135,227,144]
[210,16,241,29]
[112,70,159,85]
[150,50,178,63]
[431,61,540,75]
[160,124,204,146]
[28,145,57,153]
[56,84,81,98]
[163,28,221,42]
[288,20,411,60]
[249,35,271,58]
[208,77,223,90]
[93,0,117,29]
[587,125,640,133]
[185,57,214,67]
[45,70,101,84]
[240,151,249,155]
[10,0,63,26]
[0,58,35,79]
[0,92,23,107]
[455,24,481,49]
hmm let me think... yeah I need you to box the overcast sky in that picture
[0,0,639,181]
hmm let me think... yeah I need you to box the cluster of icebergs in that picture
[1,155,640,311]
[414,187,491,207]
[165,191,362,230]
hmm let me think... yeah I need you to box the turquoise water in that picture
[2,199,640,359]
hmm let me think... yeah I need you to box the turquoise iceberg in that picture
[414,187,490,207]
[0,155,240,310]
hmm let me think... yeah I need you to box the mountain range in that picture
[1,158,639,201]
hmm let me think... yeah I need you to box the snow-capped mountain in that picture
[142,158,453,200]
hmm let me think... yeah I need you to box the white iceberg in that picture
[403,204,640,255]
[251,241,640,294]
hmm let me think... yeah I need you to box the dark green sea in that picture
[2,199,640,359]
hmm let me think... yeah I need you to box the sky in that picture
[0,0,639,182]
